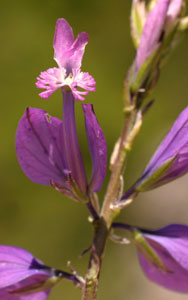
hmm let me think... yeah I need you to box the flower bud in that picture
[165,0,183,32]
[130,0,147,48]
[129,0,186,97]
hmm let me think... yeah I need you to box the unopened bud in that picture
[130,0,147,48]
[165,0,183,31]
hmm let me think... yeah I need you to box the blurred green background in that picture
[1,0,188,299]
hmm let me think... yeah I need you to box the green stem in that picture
[82,106,141,300]
[101,108,138,227]
[82,217,108,300]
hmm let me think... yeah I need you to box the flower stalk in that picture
[14,1,188,299]
[82,1,188,297]
[82,99,143,299]
[101,107,140,227]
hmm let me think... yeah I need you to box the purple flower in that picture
[136,0,170,70]
[36,19,96,101]
[0,245,60,299]
[122,106,188,198]
[16,101,107,198]
[136,224,188,293]
[112,222,188,292]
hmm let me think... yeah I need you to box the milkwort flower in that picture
[36,19,96,101]
[134,224,188,293]
[112,223,188,293]
[122,106,188,198]
[0,245,62,300]
[16,19,107,201]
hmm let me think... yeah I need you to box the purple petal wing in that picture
[145,225,188,269]
[82,104,107,193]
[139,224,188,292]
[0,287,49,300]
[139,251,188,293]
[16,107,67,187]
[136,0,170,70]
[6,274,51,300]
[0,246,49,289]
[142,106,188,179]
[53,18,74,67]
[155,144,188,185]
[121,106,188,197]
[122,107,188,199]
[21,290,49,300]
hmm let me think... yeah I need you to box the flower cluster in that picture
[113,0,188,293]
[9,0,188,298]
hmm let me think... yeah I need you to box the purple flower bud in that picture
[137,224,188,293]
[136,0,170,70]
[0,245,59,299]
[166,0,183,31]
[122,106,188,198]
[36,19,96,101]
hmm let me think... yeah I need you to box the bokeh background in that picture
[1,0,188,299]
